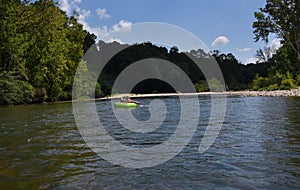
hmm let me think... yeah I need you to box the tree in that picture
[170,46,179,54]
[270,44,299,75]
[83,30,97,54]
[255,47,273,63]
[253,0,300,72]
[0,77,34,105]
[23,0,86,101]
[73,60,101,99]
[0,0,88,104]
[0,0,29,78]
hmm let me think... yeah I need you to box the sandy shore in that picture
[100,87,300,100]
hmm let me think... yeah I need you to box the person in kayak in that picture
[121,96,134,103]
[120,96,139,104]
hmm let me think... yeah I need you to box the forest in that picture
[1,0,299,105]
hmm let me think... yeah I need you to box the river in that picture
[0,96,299,189]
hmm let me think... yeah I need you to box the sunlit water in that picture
[0,96,299,189]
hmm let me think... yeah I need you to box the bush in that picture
[0,78,34,105]
[47,82,63,102]
[266,83,279,91]
[194,80,209,92]
[252,74,270,90]
[296,74,300,86]
[72,60,101,99]
[208,77,225,91]
[95,82,102,98]
[252,71,297,91]
[279,72,296,90]
[195,78,224,92]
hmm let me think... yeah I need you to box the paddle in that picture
[132,100,140,104]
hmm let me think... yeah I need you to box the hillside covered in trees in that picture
[1,0,299,105]
[94,41,271,96]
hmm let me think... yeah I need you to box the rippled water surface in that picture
[0,96,300,189]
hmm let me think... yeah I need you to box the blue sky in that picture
[57,0,280,64]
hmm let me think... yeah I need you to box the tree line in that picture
[95,41,271,95]
[0,0,299,105]
[0,0,99,104]
[252,0,300,90]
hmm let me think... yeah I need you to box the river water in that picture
[0,96,299,189]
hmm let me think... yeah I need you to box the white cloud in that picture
[112,20,132,32]
[58,0,71,14]
[245,57,259,64]
[211,36,229,47]
[59,1,132,42]
[270,38,282,54]
[78,9,109,38]
[79,9,91,19]
[78,10,131,41]
[244,38,282,65]
[107,38,124,44]
[237,47,251,52]
[58,0,81,15]
[96,8,111,19]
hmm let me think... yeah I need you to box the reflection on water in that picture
[0,97,299,189]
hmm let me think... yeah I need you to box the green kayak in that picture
[114,102,137,108]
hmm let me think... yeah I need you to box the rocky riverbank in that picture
[103,87,300,100]
[222,87,300,97]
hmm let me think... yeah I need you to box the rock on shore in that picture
[224,87,300,97]
[102,87,300,100]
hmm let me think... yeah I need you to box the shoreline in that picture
[99,87,300,100]
[3,87,299,106]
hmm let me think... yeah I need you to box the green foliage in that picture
[269,45,299,76]
[194,81,209,92]
[253,0,300,73]
[6,0,300,104]
[0,0,28,79]
[280,72,297,90]
[267,84,279,91]
[98,73,113,96]
[296,75,300,86]
[23,0,85,101]
[194,78,224,92]
[98,41,270,95]
[48,82,63,102]
[207,77,225,92]
[83,31,97,53]
[72,60,100,99]
[252,5,300,91]
[252,71,297,91]
[252,44,299,91]
[0,0,92,104]
[212,51,269,90]
[95,82,102,98]
[0,77,34,105]
[252,74,266,91]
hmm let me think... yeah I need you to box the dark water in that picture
[0,96,300,189]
